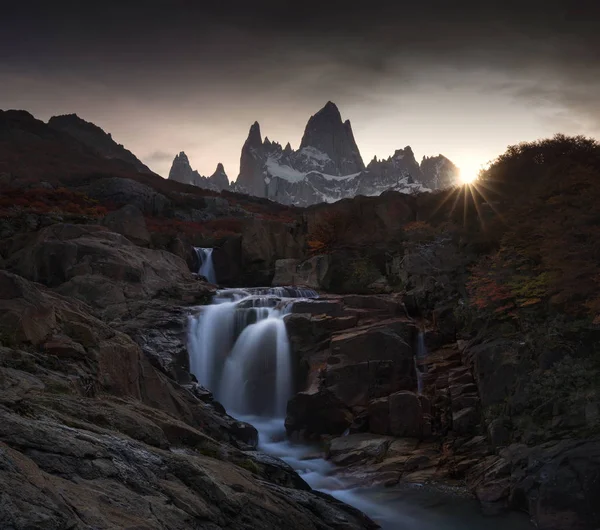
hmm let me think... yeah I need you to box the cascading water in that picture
[187,288,533,530]
[188,286,317,417]
[194,247,217,284]
[414,330,428,394]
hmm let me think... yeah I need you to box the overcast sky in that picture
[2,1,599,179]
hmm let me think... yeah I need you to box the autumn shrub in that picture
[0,186,109,217]
[307,209,353,253]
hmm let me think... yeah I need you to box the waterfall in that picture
[194,247,217,284]
[188,287,317,417]
[186,290,534,529]
[414,330,428,394]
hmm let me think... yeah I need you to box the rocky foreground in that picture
[0,220,375,529]
[283,295,600,529]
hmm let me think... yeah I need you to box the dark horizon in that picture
[2,1,600,180]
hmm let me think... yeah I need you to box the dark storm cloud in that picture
[1,0,600,176]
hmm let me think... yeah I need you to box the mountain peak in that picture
[209,162,229,190]
[299,102,364,175]
[168,151,194,183]
[245,121,262,149]
[315,101,342,120]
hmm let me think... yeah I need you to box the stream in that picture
[187,284,533,529]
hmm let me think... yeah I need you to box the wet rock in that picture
[285,390,353,437]
[328,433,393,466]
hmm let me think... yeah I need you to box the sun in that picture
[460,170,478,184]
[458,160,484,185]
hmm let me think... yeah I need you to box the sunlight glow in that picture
[460,170,478,184]
[457,159,486,185]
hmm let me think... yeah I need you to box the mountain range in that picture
[168,101,459,206]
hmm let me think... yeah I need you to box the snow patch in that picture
[265,157,307,182]
[298,146,331,164]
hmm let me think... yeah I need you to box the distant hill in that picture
[48,114,153,174]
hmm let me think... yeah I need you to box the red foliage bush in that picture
[0,186,110,217]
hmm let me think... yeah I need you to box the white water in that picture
[194,247,217,284]
[188,288,532,529]
[188,287,316,416]
[415,330,427,394]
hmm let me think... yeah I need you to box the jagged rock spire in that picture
[209,162,229,190]
[299,101,364,175]
[168,151,194,183]
[237,121,268,196]
[245,121,263,149]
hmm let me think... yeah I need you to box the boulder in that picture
[102,204,151,246]
[328,433,393,466]
[285,390,353,437]
[5,223,210,319]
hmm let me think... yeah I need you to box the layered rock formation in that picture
[168,152,230,191]
[48,113,152,173]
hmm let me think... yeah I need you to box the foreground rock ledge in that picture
[0,269,376,529]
